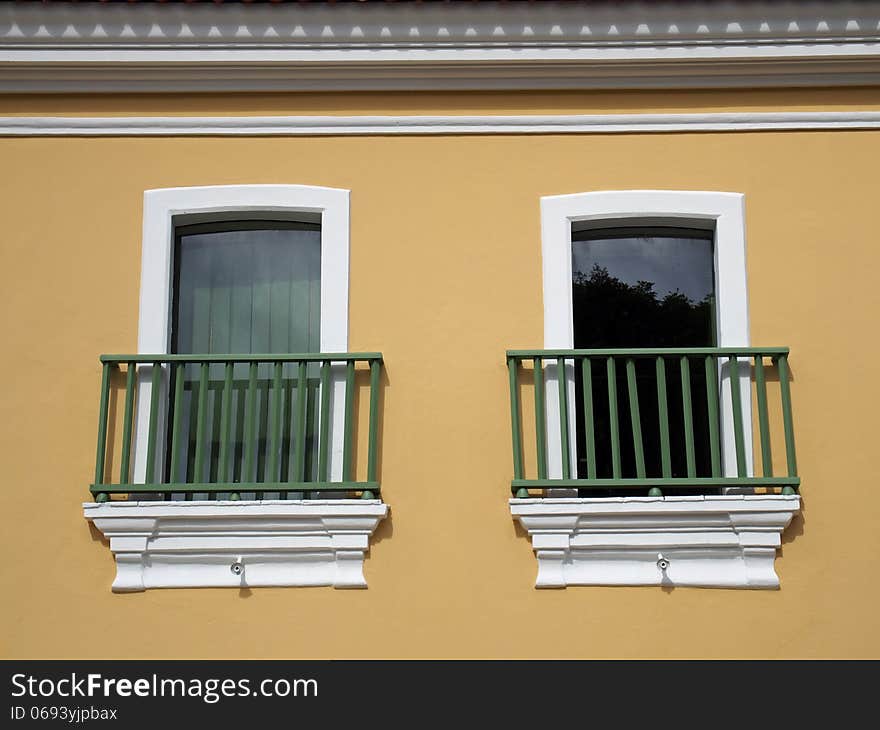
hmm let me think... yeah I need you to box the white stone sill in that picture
[510,494,801,590]
[84,499,388,592]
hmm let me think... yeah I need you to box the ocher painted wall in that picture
[1,89,879,658]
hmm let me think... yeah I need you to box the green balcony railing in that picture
[91,352,383,501]
[506,347,799,496]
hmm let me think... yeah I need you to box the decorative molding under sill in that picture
[84,499,388,592]
[510,495,800,590]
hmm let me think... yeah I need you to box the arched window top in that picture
[139,184,350,355]
[540,190,749,351]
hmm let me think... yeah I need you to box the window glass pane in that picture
[173,222,321,355]
[571,227,715,348]
[570,227,717,488]
[168,222,321,491]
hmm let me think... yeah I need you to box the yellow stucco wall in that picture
[1,88,879,658]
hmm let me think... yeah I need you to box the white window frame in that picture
[539,190,753,482]
[131,184,351,485]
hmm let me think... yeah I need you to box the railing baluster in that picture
[318,360,331,482]
[293,360,309,485]
[728,356,747,477]
[680,356,695,478]
[218,362,233,483]
[557,357,571,480]
[754,355,773,477]
[705,354,721,478]
[269,361,284,496]
[118,364,137,484]
[192,362,209,494]
[256,366,271,502]
[655,357,671,478]
[534,357,547,480]
[777,354,798,478]
[607,356,621,479]
[342,360,356,483]
[367,358,381,484]
[508,357,524,482]
[242,361,258,482]
[144,362,163,484]
[93,362,112,489]
[581,358,596,480]
[168,362,185,486]
[626,358,646,478]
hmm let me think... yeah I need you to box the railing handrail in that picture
[508,347,789,359]
[101,352,383,364]
[92,481,380,493]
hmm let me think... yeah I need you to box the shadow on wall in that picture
[351,361,390,487]
[87,520,109,549]
[782,499,805,546]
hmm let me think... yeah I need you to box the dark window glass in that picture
[571,227,717,491]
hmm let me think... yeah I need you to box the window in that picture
[133,185,351,486]
[509,191,800,589]
[169,220,322,494]
[84,185,387,592]
[538,190,753,482]
[571,225,717,490]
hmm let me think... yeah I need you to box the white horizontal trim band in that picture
[4,46,879,61]
[2,111,879,137]
[5,69,879,94]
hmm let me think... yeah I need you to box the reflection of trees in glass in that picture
[573,265,713,349]
[572,265,716,488]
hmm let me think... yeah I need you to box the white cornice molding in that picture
[510,495,800,589]
[84,499,388,592]
[1,2,879,91]
[4,1,877,48]
[3,111,880,136]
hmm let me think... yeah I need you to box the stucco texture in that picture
[1,89,879,658]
